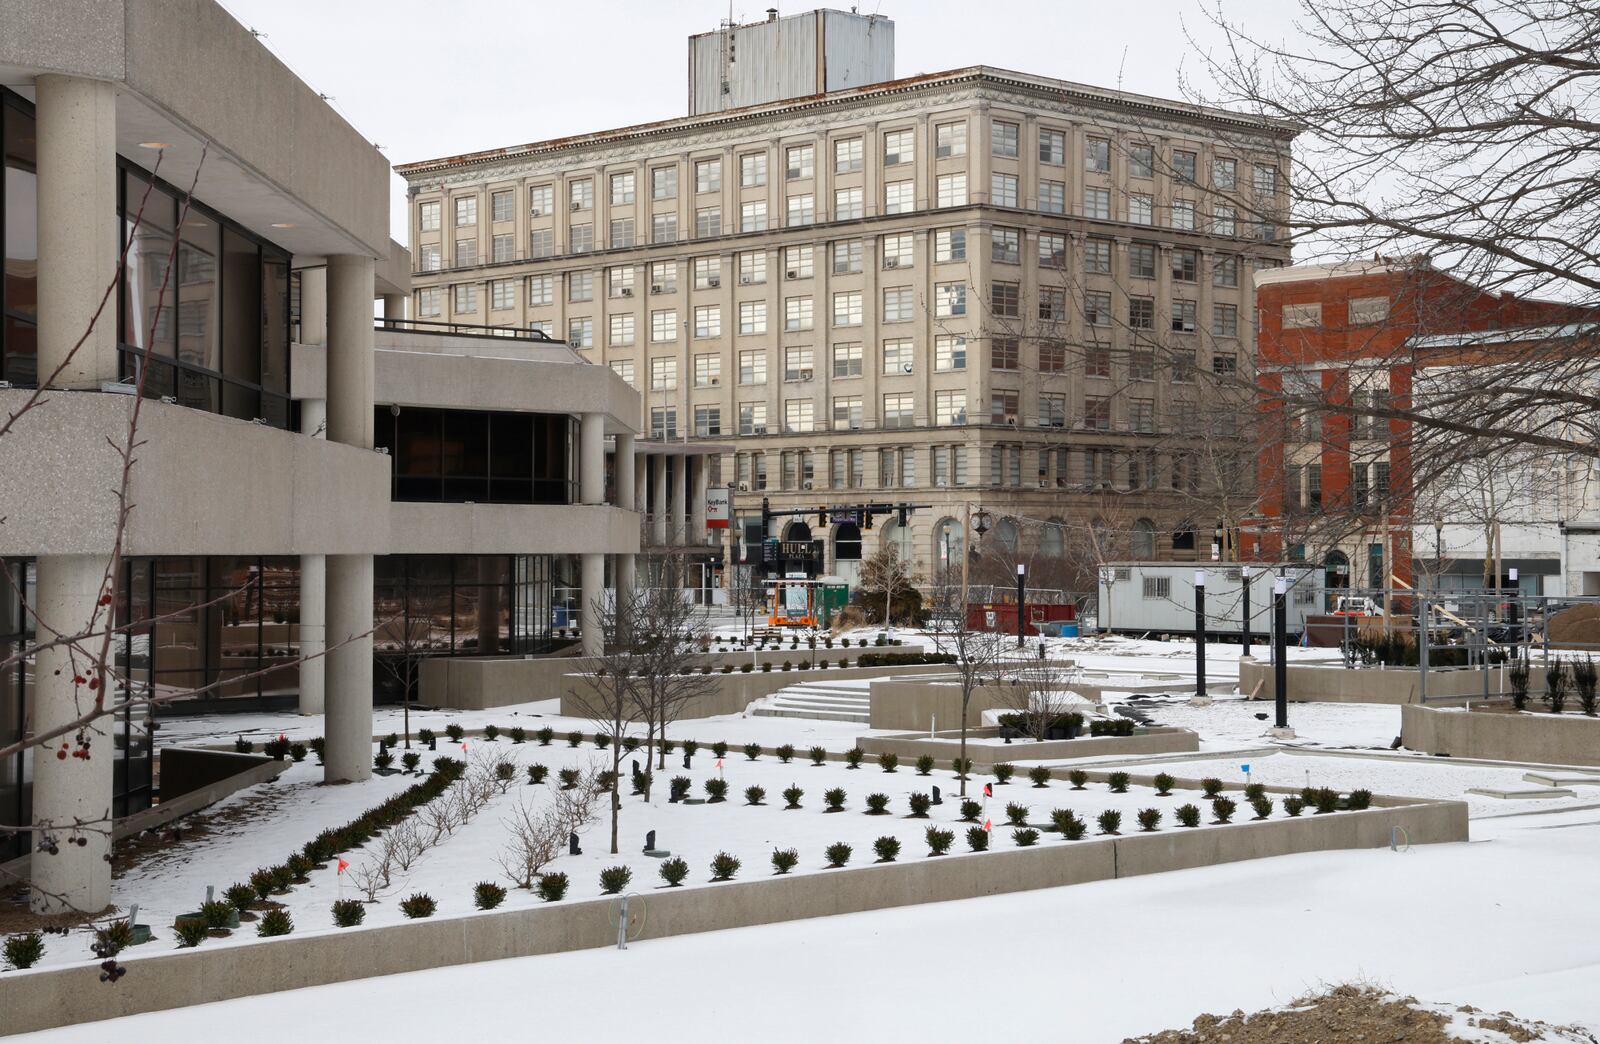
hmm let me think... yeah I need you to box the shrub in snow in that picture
[483,725,500,742]
[745,785,766,806]
[879,752,899,773]
[401,751,421,773]
[704,778,729,803]
[783,785,804,809]
[991,763,1015,785]
[809,745,827,766]
[445,723,465,742]
[474,882,507,910]
[506,726,525,744]
[661,739,676,756]
[1282,795,1305,817]
[916,755,936,776]
[824,787,847,812]
[285,853,313,880]
[494,761,517,786]
[399,894,437,919]
[683,740,700,758]
[566,731,583,748]
[1211,797,1237,824]
[959,798,981,823]
[1153,772,1175,796]
[1250,795,1273,820]
[965,826,990,852]
[865,793,891,815]
[782,660,793,671]
[710,852,741,881]
[331,899,366,927]
[536,727,554,746]
[761,663,773,673]
[623,736,641,753]
[925,827,955,856]
[537,873,569,902]
[712,741,729,759]
[1201,777,1224,798]
[374,752,394,772]
[174,920,210,948]
[1028,766,1052,788]
[197,901,234,930]
[263,736,290,761]
[825,842,853,868]
[92,921,133,959]
[1107,772,1130,793]
[309,737,326,763]
[596,771,618,793]
[1545,664,1569,714]
[1068,770,1088,790]
[845,747,865,769]
[874,836,901,862]
[776,744,796,763]
[1243,783,1266,803]
[670,776,692,801]
[659,857,690,887]
[527,764,548,785]
[1005,802,1028,827]
[951,757,973,779]
[908,792,931,818]
[224,883,257,914]
[289,742,308,763]
[257,909,293,937]
[594,733,611,750]
[558,767,581,790]
[741,742,761,761]
[1137,808,1162,832]
[599,866,632,895]
[1573,657,1597,715]
[1347,789,1373,810]
[234,736,253,754]
[740,663,753,673]
[1013,828,1040,847]
[1097,810,1122,835]
[771,849,799,875]
[268,865,295,893]
[1051,809,1085,840]
[1314,788,1340,815]
[1176,803,1202,828]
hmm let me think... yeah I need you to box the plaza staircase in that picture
[749,679,873,724]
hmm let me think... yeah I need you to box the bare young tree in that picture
[497,766,602,890]
[1001,659,1085,741]
[926,583,1013,797]
[568,591,649,855]
[630,553,718,782]
[857,544,922,634]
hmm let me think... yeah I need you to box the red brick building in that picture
[1245,259,1576,596]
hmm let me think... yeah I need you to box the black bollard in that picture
[644,829,656,853]
[931,785,942,806]
[683,752,691,770]
[569,831,582,856]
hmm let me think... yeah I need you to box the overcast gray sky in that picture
[215,0,1304,243]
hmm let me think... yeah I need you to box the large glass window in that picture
[1,90,38,387]
[376,406,577,505]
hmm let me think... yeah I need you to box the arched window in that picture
[993,517,1019,551]
[833,521,862,561]
[1325,549,1350,588]
[783,520,812,543]
[881,518,913,563]
[933,517,965,572]
[1131,518,1157,559]
[1040,518,1065,557]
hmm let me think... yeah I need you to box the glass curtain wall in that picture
[375,407,578,505]
[1,88,37,386]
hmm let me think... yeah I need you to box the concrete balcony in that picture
[389,501,640,556]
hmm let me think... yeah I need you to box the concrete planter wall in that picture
[857,726,1200,766]
[1239,657,1516,705]
[1402,703,1600,766]
[0,790,1465,1035]
[557,662,955,720]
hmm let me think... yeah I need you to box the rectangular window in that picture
[490,279,515,310]
[1083,187,1110,220]
[1039,341,1066,373]
[991,282,1020,318]
[1084,238,1112,273]
[882,287,914,323]
[1213,157,1237,190]
[834,186,863,220]
[935,228,966,262]
[609,171,635,205]
[1039,287,1067,321]
[990,390,1020,424]
[1213,303,1239,337]
[884,180,915,214]
[739,349,767,385]
[1282,302,1322,329]
[991,120,1019,157]
[935,282,967,317]
[1085,396,1111,430]
[651,166,677,199]
[491,233,515,262]
[419,243,442,271]
[1172,247,1199,282]
[455,237,478,267]
[739,402,767,435]
[786,144,815,180]
[1038,232,1066,268]
[1130,144,1153,178]
[738,250,767,285]
[884,129,914,166]
[695,158,721,193]
[527,274,554,306]
[1129,194,1153,225]
[1039,180,1066,214]
[1212,254,1239,288]
[568,270,593,302]
[785,245,814,279]
[832,291,861,327]
[834,137,863,173]
[567,316,592,347]
[1086,344,1111,377]
[882,233,914,269]
[419,200,441,231]
[786,194,814,226]
[785,399,815,432]
[1349,296,1390,325]
[1253,164,1279,196]
[1130,398,1155,433]
[1085,291,1112,327]
[1130,349,1155,380]
[1173,150,1197,182]
[1213,204,1236,237]
[650,356,677,390]
[694,405,721,437]
[1143,576,1171,600]
[417,287,442,317]
[529,184,554,214]
[1085,137,1110,172]
[608,266,636,300]
[694,257,721,290]
[832,342,863,379]
[650,262,678,293]
[1039,393,1067,427]
[882,337,913,375]
[935,121,967,158]
[569,223,593,252]
[1130,243,1157,279]
[694,305,721,338]
[936,173,968,207]
[650,407,678,440]
[1129,296,1155,329]
[609,217,635,248]
[610,359,635,384]
[651,309,677,342]
[1212,351,1237,376]
[1171,199,1196,231]
[740,152,767,188]
[739,300,768,335]
[694,353,721,387]
[935,335,966,372]
[695,207,721,238]
[832,395,863,430]
[935,391,966,426]
[740,200,768,232]
[1039,128,1066,164]
[529,229,555,259]
[991,173,1018,208]
[455,196,478,226]
[786,296,815,331]
[883,392,915,428]
[991,336,1019,370]
[991,227,1021,264]
[489,191,516,225]
[784,346,814,381]
[569,180,593,210]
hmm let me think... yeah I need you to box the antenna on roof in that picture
[1116,45,1129,97]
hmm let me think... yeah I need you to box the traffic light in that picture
[897,505,909,527]
[862,508,874,530]
[818,506,828,528]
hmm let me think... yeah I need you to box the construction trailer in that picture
[1096,562,1323,639]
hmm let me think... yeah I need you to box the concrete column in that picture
[634,453,649,522]
[690,454,709,545]
[324,553,374,783]
[616,553,637,615]
[580,412,606,506]
[669,455,687,545]
[616,433,637,511]
[298,398,327,716]
[29,554,111,914]
[326,255,376,449]
[299,267,328,346]
[35,75,118,389]
[652,454,669,545]
[580,552,605,657]
[381,293,406,322]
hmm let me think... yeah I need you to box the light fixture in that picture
[271,222,296,229]
[137,141,171,150]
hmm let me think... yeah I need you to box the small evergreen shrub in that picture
[865,792,891,815]
[567,730,583,747]
[268,865,295,893]
[400,893,437,919]
[1051,809,1086,840]
[1138,808,1163,832]
[824,787,846,811]
[445,723,465,742]
[1108,772,1130,793]
[916,754,935,776]
[783,785,804,809]
[175,920,210,948]
[776,743,795,763]
[809,745,827,766]
[683,740,699,758]
[402,751,421,773]
[908,792,931,817]
[537,873,569,902]
[966,826,990,852]
[1201,777,1224,798]
[1545,664,1569,714]
[959,798,981,823]
[622,736,640,754]
[309,737,326,762]
[558,767,581,789]
[595,733,612,750]
[224,883,257,913]
[712,741,729,759]
[659,857,690,887]
[331,899,366,927]
[761,663,773,672]
[1154,772,1175,796]
[382,733,400,748]
[1574,656,1598,716]
[257,909,293,937]
[483,725,500,742]
[824,842,853,868]
[509,727,526,744]
[1097,810,1122,835]
[474,882,507,910]
[527,763,549,785]
[992,763,1015,785]
[770,849,799,875]
[201,900,235,930]
[845,747,864,769]
[661,739,676,756]
[1068,770,1088,790]
[597,770,620,793]
[1250,795,1274,820]
[1028,765,1052,788]
[263,736,291,761]
[745,785,766,806]
[289,742,308,763]
[740,663,753,673]
[495,761,517,786]
[925,827,955,855]
[1211,797,1237,824]
[599,866,632,895]
[234,736,253,753]
[374,751,394,771]
[743,742,762,761]
[704,778,729,802]
[92,920,134,958]
[1282,795,1305,817]
[951,757,972,779]
[709,852,741,881]
[867,835,900,863]
[1005,802,1029,827]
[1176,803,1202,828]
[1347,789,1373,810]
[879,752,899,773]
[1012,828,1040,847]
[1243,782,1266,802]
[417,728,436,745]
[670,776,692,801]
[249,868,276,902]
[1314,788,1340,814]
[536,726,555,745]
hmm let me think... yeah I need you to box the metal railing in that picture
[377,316,564,343]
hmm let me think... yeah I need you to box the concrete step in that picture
[750,705,870,723]
[763,698,867,714]
[1522,771,1600,787]
[1466,786,1577,800]
[768,692,869,707]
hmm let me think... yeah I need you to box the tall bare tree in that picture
[630,552,718,781]
[927,583,1013,797]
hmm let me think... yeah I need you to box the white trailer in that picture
[1096,562,1323,638]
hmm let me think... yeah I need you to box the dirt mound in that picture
[1125,984,1595,1043]
[1548,604,1600,648]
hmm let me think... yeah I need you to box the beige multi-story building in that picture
[397,9,1295,593]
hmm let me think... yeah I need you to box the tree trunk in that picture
[609,737,621,855]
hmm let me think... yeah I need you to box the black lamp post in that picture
[1240,564,1252,659]
[1194,570,1207,699]
[1273,576,1289,730]
[1015,562,1027,647]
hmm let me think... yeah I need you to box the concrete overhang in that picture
[387,503,641,556]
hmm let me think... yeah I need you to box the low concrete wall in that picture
[558,663,954,720]
[158,748,276,802]
[1402,703,1600,767]
[856,726,1199,766]
[1239,657,1515,705]
[0,792,1465,1036]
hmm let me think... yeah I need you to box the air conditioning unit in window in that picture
[571,201,582,211]
[786,270,799,280]
[802,480,814,490]
[1004,414,1018,426]
[798,369,814,381]
[936,145,953,159]
[708,277,721,288]
[530,208,543,217]
[901,362,913,374]
[620,287,633,297]
[737,483,750,492]
[885,258,900,269]
[739,275,751,285]
[709,376,720,386]
[650,284,664,294]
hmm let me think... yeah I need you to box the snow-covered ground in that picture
[22,807,1600,1042]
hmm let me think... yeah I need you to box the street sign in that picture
[705,486,731,529]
